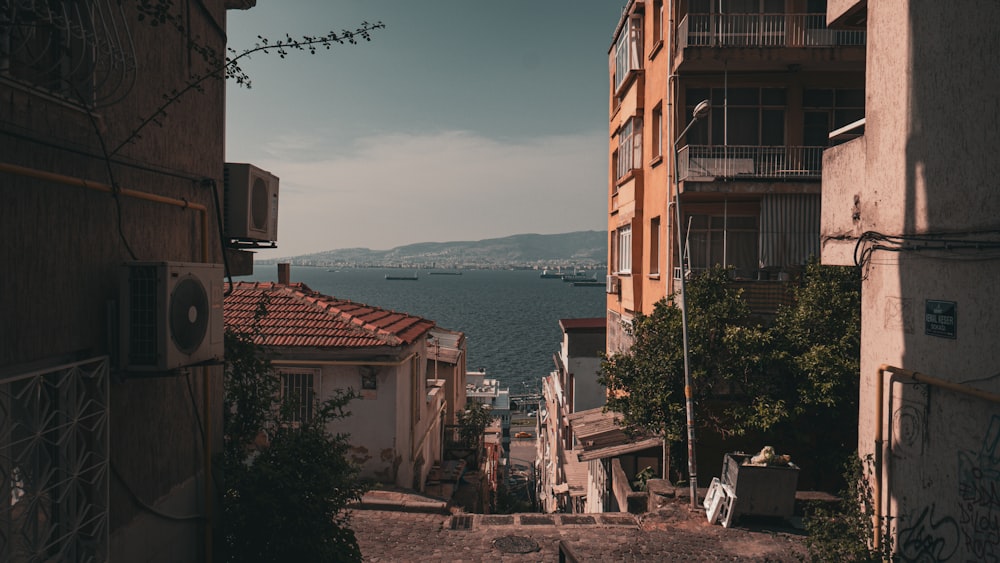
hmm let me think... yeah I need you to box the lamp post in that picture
[672,99,710,509]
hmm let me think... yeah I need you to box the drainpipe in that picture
[874,364,1000,550]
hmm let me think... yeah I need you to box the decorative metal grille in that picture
[0,0,138,107]
[0,356,109,562]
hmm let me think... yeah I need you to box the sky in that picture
[225,1,625,257]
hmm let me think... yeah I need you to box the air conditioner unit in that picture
[224,162,279,242]
[606,274,620,295]
[120,262,224,372]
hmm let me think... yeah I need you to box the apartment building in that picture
[607,0,865,352]
[821,1,1000,559]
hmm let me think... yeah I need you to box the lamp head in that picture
[693,99,711,120]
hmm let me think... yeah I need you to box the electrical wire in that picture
[111,463,204,522]
[206,178,236,295]
[853,230,1000,274]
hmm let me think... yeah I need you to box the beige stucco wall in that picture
[823,1,1000,559]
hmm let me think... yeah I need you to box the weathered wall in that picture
[0,2,231,559]
[823,1,1000,560]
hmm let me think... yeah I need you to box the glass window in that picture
[615,15,643,90]
[685,214,758,277]
[649,217,661,275]
[618,225,632,274]
[617,117,643,179]
[282,371,315,423]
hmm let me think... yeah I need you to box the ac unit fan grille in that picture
[128,265,159,365]
[170,276,210,355]
[250,177,269,231]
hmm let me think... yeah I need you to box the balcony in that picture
[677,13,865,48]
[673,268,797,315]
[677,145,824,182]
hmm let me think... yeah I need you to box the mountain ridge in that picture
[256,231,607,269]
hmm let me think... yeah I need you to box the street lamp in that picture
[672,98,709,509]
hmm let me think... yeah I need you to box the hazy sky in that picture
[225,1,624,257]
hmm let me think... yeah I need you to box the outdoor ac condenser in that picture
[223,162,279,243]
[120,261,224,372]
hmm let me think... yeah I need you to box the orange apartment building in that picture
[606,0,865,352]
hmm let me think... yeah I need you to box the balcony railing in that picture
[677,145,824,181]
[672,269,796,315]
[677,13,866,49]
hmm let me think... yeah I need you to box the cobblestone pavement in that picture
[351,501,809,562]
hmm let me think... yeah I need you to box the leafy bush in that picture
[219,324,369,562]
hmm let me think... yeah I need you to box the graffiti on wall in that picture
[898,503,960,562]
[958,414,1000,561]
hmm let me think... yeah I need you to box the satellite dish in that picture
[170,275,210,355]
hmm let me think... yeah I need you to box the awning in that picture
[577,436,664,462]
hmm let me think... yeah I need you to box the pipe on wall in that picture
[874,364,1000,550]
[0,161,211,261]
[0,159,218,560]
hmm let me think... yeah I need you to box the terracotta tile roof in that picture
[224,282,435,349]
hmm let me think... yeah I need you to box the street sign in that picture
[925,300,956,339]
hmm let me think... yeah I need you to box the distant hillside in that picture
[258,231,607,269]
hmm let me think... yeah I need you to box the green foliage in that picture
[804,454,894,562]
[632,466,655,492]
[220,321,369,563]
[599,266,771,441]
[599,260,861,487]
[456,402,496,447]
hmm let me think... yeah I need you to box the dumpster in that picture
[720,451,799,523]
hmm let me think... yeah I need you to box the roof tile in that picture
[224,282,435,350]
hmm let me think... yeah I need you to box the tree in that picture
[116,2,385,155]
[456,402,496,449]
[599,267,770,445]
[220,321,369,563]
[599,262,861,486]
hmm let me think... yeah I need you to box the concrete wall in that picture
[822,1,1000,559]
[0,2,235,559]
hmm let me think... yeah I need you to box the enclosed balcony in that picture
[677,145,824,182]
[677,13,865,48]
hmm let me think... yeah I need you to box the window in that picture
[0,1,136,107]
[803,88,865,146]
[610,229,618,272]
[685,214,758,277]
[653,0,664,44]
[616,116,643,180]
[614,15,643,90]
[651,104,663,160]
[1,357,110,561]
[686,87,786,146]
[281,370,315,423]
[649,217,661,276]
[617,225,633,274]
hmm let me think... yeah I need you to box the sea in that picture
[237,266,607,395]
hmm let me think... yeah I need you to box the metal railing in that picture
[677,13,866,48]
[677,145,824,181]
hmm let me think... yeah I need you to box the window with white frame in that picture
[616,117,643,180]
[281,370,316,423]
[652,104,663,160]
[614,14,643,90]
[617,225,632,274]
